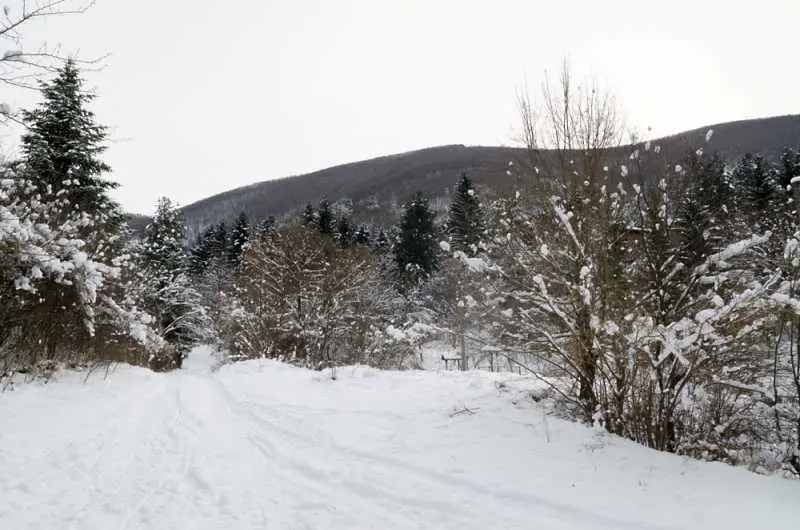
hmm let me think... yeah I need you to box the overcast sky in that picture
[6,0,800,214]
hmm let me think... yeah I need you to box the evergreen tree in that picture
[375,229,390,251]
[142,198,187,283]
[731,153,779,230]
[302,203,316,225]
[393,191,439,287]
[211,222,228,258]
[9,60,158,360]
[189,226,215,276]
[674,152,731,268]
[316,199,334,235]
[257,216,276,239]
[138,197,205,363]
[447,173,484,255]
[779,147,800,191]
[336,216,352,246]
[354,224,371,246]
[20,58,123,235]
[228,211,250,265]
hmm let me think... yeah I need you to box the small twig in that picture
[449,405,480,417]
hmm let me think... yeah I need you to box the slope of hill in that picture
[1,347,797,529]
[150,114,800,234]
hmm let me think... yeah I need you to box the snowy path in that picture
[1,349,798,529]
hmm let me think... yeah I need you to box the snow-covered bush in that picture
[0,172,162,376]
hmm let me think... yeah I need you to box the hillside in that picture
[1,347,797,529]
[155,114,800,234]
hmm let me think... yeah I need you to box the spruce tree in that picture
[674,152,730,268]
[211,222,228,259]
[336,216,352,246]
[394,191,439,287]
[142,198,187,284]
[228,211,250,265]
[257,216,276,240]
[21,59,123,235]
[189,222,230,274]
[779,148,800,191]
[138,197,203,362]
[354,224,371,246]
[189,226,215,276]
[375,229,390,251]
[302,203,315,225]
[316,199,334,235]
[14,60,149,358]
[731,153,779,230]
[447,173,484,255]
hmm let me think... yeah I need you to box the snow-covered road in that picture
[1,348,798,529]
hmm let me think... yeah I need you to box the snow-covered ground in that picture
[1,347,798,529]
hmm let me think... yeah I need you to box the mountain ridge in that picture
[128,114,800,234]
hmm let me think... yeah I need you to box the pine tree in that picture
[354,224,371,246]
[10,60,157,360]
[447,173,484,255]
[779,148,800,191]
[337,216,352,246]
[257,216,276,239]
[138,197,204,363]
[228,211,250,265]
[21,58,123,235]
[302,203,315,225]
[189,226,215,276]
[731,153,779,230]
[375,229,390,251]
[316,199,334,235]
[142,198,187,284]
[394,191,439,287]
[211,222,228,258]
[674,152,731,268]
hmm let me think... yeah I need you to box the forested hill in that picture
[130,114,800,234]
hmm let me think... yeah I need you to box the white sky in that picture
[5,0,800,214]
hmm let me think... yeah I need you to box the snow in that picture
[0,347,798,529]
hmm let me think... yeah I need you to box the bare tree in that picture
[0,1,98,119]
[516,59,624,186]
[500,62,628,421]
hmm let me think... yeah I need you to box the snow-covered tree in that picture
[354,224,371,246]
[21,58,124,236]
[1,61,163,372]
[446,173,484,256]
[394,191,439,289]
[316,199,334,236]
[228,211,249,266]
[336,216,352,246]
[302,203,315,225]
[779,148,800,191]
[135,197,207,368]
[731,153,780,232]
[219,223,409,368]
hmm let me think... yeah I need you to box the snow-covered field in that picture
[1,348,798,529]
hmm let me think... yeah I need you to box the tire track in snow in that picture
[215,376,676,530]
